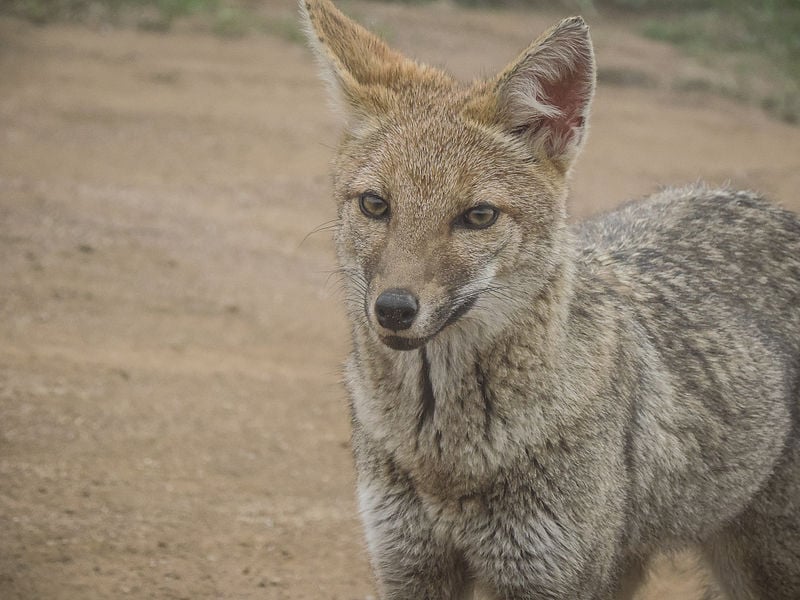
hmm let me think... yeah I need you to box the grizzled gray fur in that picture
[301,1,800,598]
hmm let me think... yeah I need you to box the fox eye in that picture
[359,192,389,220]
[458,205,499,229]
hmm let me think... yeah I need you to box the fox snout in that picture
[374,288,419,331]
[368,284,435,351]
[367,277,485,351]
[374,288,431,350]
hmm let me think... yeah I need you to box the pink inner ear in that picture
[497,21,595,163]
[537,65,591,155]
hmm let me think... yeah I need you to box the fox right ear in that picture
[300,0,411,119]
[493,17,596,171]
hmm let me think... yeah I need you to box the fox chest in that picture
[347,349,516,497]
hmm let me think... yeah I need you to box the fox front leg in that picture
[357,477,471,600]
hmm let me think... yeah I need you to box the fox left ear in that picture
[300,0,432,121]
[494,17,595,171]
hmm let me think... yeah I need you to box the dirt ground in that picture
[1,2,799,598]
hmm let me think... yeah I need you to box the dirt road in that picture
[1,2,799,598]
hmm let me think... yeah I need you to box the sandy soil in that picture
[1,2,799,598]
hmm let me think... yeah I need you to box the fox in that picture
[300,1,800,598]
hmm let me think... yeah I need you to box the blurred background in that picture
[0,0,798,598]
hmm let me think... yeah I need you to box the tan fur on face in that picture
[302,0,586,347]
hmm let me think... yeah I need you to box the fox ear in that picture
[494,17,595,170]
[300,0,410,118]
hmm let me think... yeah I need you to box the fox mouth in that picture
[377,296,477,351]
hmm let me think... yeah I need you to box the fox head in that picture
[302,0,595,352]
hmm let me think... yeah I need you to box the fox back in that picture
[302,1,800,599]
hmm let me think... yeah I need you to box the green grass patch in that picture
[208,8,303,41]
[597,66,656,88]
[641,4,799,68]
[639,2,800,123]
[1,0,304,42]
[3,0,217,25]
[257,14,303,43]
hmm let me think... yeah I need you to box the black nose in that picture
[375,289,419,331]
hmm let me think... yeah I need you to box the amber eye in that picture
[359,192,389,219]
[459,205,499,229]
